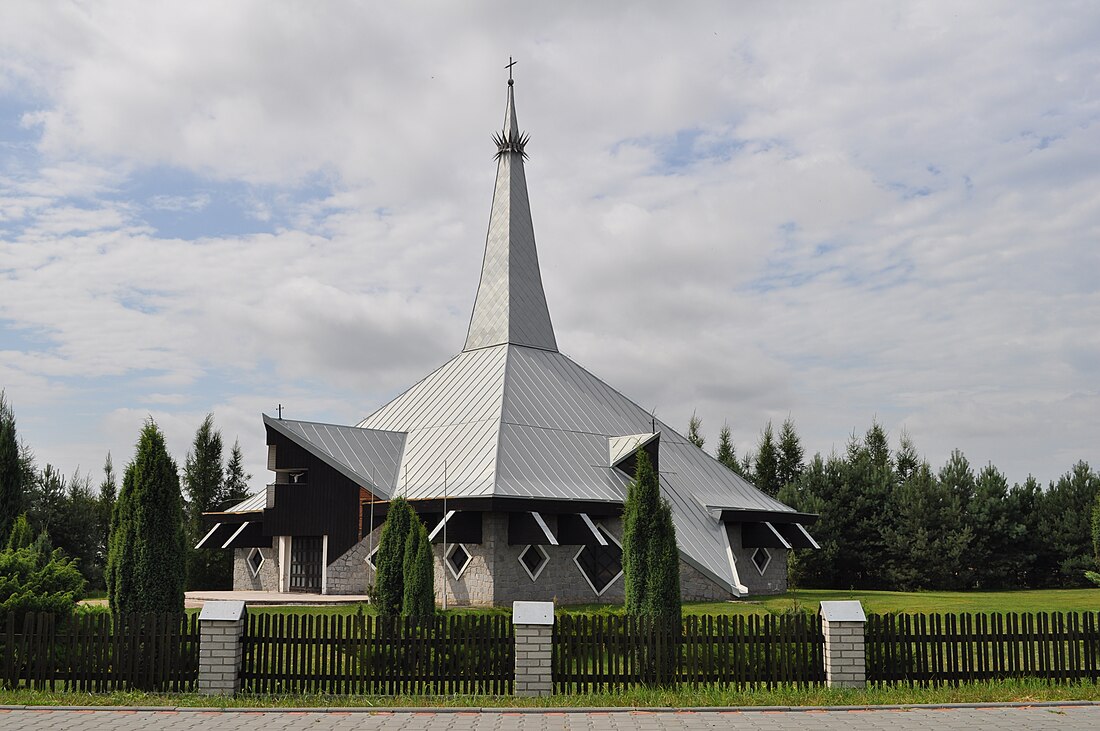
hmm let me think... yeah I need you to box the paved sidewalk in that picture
[1,706,1098,731]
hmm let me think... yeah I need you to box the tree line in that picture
[0,390,255,612]
[688,414,1100,591]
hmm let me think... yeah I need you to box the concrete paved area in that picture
[1,705,1098,731]
[184,590,372,607]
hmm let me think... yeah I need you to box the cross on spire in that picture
[506,56,517,84]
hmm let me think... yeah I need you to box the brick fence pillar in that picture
[512,601,554,697]
[819,600,866,688]
[198,600,247,696]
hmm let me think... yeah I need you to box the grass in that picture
[80,588,1100,619]
[0,678,1097,708]
[541,589,1100,617]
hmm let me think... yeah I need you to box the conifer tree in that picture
[106,419,186,615]
[402,520,435,616]
[184,414,228,589]
[716,424,742,476]
[0,391,25,539]
[99,452,117,557]
[687,412,705,449]
[776,417,805,491]
[754,422,779,497]
[895,431,920,483]
[622,448,680,617]
[5,513,33,550]
[622,447,656,614]
[223,439,252,506]
[373,496,414,617]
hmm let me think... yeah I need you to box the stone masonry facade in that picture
[233,545,280,591]
[233,514,787,604]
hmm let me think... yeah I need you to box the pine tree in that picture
[895,431,920,483]
[716,424,742,476]
[754,422,779,497]
[687,412,705,449]
[184,414,224,590]
[1035,461,1100,587]
[401,520,435,616]
[106,419,186,615]
[775,417,804,491]
[0,391,25,539]
[222,439,252,506]
[99,452,117,558]
[372,496,414,617]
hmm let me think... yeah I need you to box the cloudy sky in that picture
[1,1,1097,493]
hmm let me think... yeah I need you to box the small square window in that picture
[446,544,472,579]
[751,547,771,575]
[365,545,380,570]
[247,547,265,577]
[573,526,623,596]
[518,545,549,581]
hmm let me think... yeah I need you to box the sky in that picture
[1,1,1098,495]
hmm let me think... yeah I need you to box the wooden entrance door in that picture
[289,536,323,592]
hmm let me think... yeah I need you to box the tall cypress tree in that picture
[373,496,414,617]
[106,419,186,615]
[623,447,680,617]
[402,520,435,616]
[0,391,25,539]
[98,452,117,563]
[622,447,657,614]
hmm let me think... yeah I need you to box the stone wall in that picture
[232,545,280,591]
[240,513,763,604]
[724,522,789,595]
[327,529,375,595]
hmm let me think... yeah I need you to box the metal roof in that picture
[264,415,406,498]
[463,81,557,353]
[260,78,805,597]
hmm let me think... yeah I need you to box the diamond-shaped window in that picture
[573,527,623,596]
[751,547,771,575]
[446,544,472,579]
[518,545,549,581]
[247,547,265,578]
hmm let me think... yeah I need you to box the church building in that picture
[200,74,819,605]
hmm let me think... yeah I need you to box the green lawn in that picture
[558,588,1100,616]
[174,588,1100,618]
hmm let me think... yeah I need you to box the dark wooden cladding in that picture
[866,611,1100,685]
[262,425,361,564]
[741,522,792,549]
[507,511,551,545]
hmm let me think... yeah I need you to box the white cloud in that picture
[1,1,1098,490]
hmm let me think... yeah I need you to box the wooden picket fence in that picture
[0,611,199,692]
[554,613,825,692]
[239,613,513,695]
[867,611,1100,685]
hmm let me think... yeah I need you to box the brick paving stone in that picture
[0,707,1096,731]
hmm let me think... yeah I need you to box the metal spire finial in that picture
[506,56,516,85]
